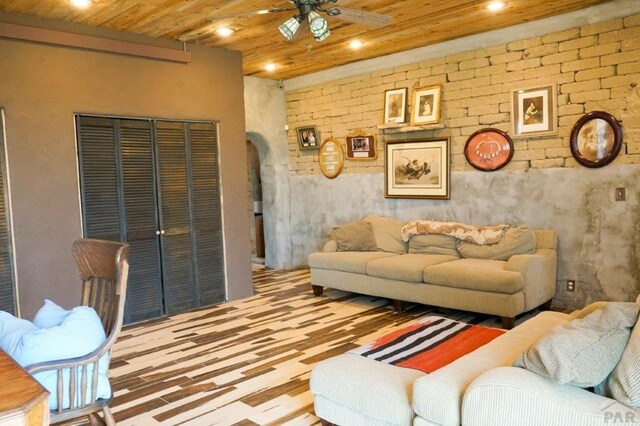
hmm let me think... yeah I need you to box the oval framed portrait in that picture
[464,128,514,172]
[319,137,344,179]
[570,111,623,168]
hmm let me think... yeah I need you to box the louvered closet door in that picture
[155,121,197,314]
[77,117,164,323]
[188,123,225,305]
[0,112,16,314]
[119,120,164,322]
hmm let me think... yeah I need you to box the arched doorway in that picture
[247,139,265,266]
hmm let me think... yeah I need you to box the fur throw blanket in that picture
[401,220,510,245]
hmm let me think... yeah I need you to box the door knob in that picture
[156,230,161,236]
[160,230,166,235]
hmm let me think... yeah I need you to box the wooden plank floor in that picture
[110,268,538,425]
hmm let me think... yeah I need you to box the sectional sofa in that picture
[308,215,558,328]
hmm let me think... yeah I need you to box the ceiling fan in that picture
[206,0,393,42]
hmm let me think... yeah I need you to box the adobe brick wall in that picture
[285,14,640,176]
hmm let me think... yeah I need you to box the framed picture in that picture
[410,85,442,125]
[385,138,450,199]
[346,131,376,160]
[570,111,623,168]
[297,126,319,150]
[319,137,344,179]
[464,128,514,172]
[383,88,407,124]
[511,84,557,138]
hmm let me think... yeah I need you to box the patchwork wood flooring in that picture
[110,268,537,425]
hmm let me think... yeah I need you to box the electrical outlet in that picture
[566,280,576,292]
[615,187,626,201]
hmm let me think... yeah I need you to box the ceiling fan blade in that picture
[290,19,309,41]
[332,7,392,28]
[206,7,290,21]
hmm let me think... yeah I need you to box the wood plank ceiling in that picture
[0,0,615,80]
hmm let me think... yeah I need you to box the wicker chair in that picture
[26,238,129,425]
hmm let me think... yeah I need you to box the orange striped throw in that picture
[349,316,505,373]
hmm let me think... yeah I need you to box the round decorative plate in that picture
[464,128,514,172]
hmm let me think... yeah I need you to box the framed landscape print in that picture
[297,126,319,150]
[411,85,442,125]
[464,128,514,171]
[385,138,450,199]
[383,88,407,124]
[511,85,557,138]
[570,111,623,168]
[346,131,376,160]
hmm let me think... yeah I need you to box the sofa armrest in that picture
[463,367,638,426]
[505,248,557,310]
[323,239,338,252]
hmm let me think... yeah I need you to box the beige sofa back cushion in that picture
[333,221,377,252]
[363,214,407,254]
[408,234,460,257]
[457,225,536,261]
[534,229,557,250]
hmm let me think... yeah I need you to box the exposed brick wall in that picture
[285,14,640,176]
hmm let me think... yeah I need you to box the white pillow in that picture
[33,299,71,328]
[10,306,110,410]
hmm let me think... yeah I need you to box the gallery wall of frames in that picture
[285,13,639,199]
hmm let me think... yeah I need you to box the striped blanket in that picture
[348,316,505,373]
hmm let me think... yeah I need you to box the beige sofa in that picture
[311,298,640,426]
[308,215,558,328]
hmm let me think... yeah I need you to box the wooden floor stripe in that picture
[110,267,540,425]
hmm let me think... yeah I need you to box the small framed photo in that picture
[411,85,442,125]
[511,84,557,138]
[346,132,376,160]
[464,128,514,172]
[296,126,319,150]
[385,138,450,199]
[383,88,407,124]
[570,111,623,168]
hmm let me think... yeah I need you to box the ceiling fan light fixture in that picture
[308,11,330,41]
[278,15,303,40]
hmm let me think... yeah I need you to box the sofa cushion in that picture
[413,311,572,426]
[601,307,640,407]
[366,254,458,283]
[514,302,639,388]
[363,214,407,254]
[308,251,398,275]
[457,225,536,261]
[423,259,524,294]
[311,354,423,426]
[334,221,377,252]
[408,234,460,257]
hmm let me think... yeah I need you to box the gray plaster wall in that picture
[290,165,640,310]
[244,77,292,268]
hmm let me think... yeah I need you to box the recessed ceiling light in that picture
[486,1,505,11]
[264,63,277,72]
[257,10,270,15]
[69,0,92,8]
[217,27,234,37]
[349,40,364,50]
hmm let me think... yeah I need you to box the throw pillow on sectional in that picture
[363,214,406,254]
[514,302,639,388]
[333,221,377,252]
[457,225,536,261]
[599,302,640,407]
